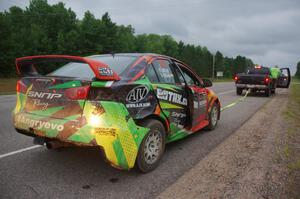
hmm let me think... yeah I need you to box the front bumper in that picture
[13,101,149,170]
[236,83,267,89]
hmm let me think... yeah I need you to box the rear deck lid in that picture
[15,55,120,119]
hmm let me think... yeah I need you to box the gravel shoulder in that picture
[158,89,299,199]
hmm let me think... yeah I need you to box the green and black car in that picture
[13,53,220,172]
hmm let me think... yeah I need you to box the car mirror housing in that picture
[202,79,212,87]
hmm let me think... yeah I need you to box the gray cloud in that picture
[1,0,299,73]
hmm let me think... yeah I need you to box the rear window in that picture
[49,55,137,79]
[248,67,270,75]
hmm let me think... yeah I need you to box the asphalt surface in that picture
[0,82,273,198]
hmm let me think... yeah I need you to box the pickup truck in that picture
[234,66,291,97]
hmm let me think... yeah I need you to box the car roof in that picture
[88,53,201,80]
[89,53,160,58]
[88,53,188,67]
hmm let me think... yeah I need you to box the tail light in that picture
[264,77,270,84]
[16,80,27,93]
[234,76,238,81]
[65,86,90,100]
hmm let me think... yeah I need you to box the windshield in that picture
[248,67,270,75]
[49,55,137,79]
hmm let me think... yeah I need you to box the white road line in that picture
[217,89,235,95]
[0,145,42,159]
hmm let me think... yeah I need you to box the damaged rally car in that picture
[13,53,220,172]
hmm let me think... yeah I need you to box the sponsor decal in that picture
[28,91,62,100]
[194,100,207,108]
[16,115,64,131]
[157,88,187,106]
[126,102,150,108]
[99,68,113,76]
[94,127,116,137]
[171,112,186,118]
[194,101,199,108]
[126,86,149,103]
[199,100,207,107]
[158,68,174,80]
[32,99,49,110]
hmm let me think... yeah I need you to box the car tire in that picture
[271,89,275,94]
[236,88,242,95]
[265,88,271,97]
[136,119,166,173]
[205,103,219,130]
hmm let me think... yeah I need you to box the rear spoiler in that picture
[15,55,121,81]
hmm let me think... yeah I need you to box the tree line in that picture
[0,0,254,78]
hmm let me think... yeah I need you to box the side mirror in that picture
[202,79,212,87]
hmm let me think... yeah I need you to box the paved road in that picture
[0,82,273,198]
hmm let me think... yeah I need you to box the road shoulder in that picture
[157,89,299,199]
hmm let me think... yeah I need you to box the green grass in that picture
[0,78,18,95]
[212,78,234,82]
[282,83,300,197]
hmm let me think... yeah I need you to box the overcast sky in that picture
[1,0,300,74]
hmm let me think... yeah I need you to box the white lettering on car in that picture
[28,91,62,100]
[156,88,187,106]
[16,115,64,131]
[126,86,149,103]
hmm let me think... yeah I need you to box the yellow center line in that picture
[221,89,250,112]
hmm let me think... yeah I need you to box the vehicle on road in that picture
[13,53,220,172]
[234,66,291,97]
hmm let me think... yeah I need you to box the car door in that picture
[174,62,208,131]
[277,68,291,88]
[147,59,189,131]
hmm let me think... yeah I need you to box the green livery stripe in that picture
[128,119,149,146]
[68,125,94,143]
[48,80,82,89]
[159,101,183,109]
[78,100,85,109]
[153,84,180,92]
[91,81,113,87]
[29,106,64,116]
[162,110,170,117]
[166,123,190,142]
[113,139,129,169]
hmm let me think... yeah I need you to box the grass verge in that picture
[282,83,300,198]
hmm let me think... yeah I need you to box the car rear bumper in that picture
[13,101,149,170]
[236,83,267,89]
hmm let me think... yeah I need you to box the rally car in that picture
[13,53,220,172]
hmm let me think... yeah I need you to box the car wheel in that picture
[271,89,275,94]
[236,88,242,95]
[205,103,219,130]
[265,88,271,97]
[136,119,166,173]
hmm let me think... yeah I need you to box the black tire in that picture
[271,89,275,94]
[136,119,166,173]
[236,88,242,95]
[265,88,271,97]
[205,103,219,130]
